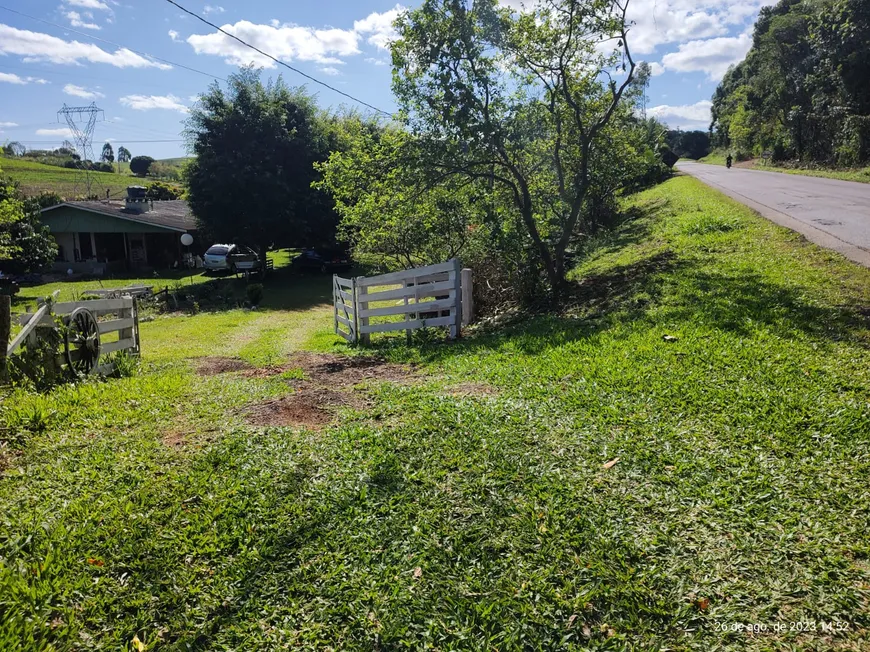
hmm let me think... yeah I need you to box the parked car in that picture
[203,244,261,274]
[291,248,352,274]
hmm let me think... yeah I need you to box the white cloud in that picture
[0,24,171,69]
[319,66,341,76]
[660,33,752,80]
[37,127,76,137]
[0,72,27,84]
[365,57,388,66]
[649,62,665,76]
[0,121,18,127]
[187,20,359,67]
[63,83,104,99]
[648,100,713,130]
[120,94,189,113]
[65,0,110,10]
[0,72,48,85]
[203,5,225,15]
[354,5,405,50]
[168,29,179,41]
[65,11,101,30]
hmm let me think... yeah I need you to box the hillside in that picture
[0,156,188,199]
[0,155,133,199]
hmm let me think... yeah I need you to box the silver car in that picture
[203,244,260,274]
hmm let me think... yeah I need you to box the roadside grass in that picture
[697,152,870,183]
[2,177,870,649]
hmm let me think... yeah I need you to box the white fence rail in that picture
[5,295,140,378]
[333,259,472,345]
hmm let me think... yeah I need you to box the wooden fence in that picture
[4,295,140,379]
[333,275,357,343]
[333,259,472,345]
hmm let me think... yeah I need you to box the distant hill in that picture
[0,155,188,199]
[157,157,193,166]
[0,155,133,199]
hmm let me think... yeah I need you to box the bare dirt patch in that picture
[162,430,188,448]
[245,387,365,428]
[195,357,253,376]
[242,352,415,387]
[242,353,410,428]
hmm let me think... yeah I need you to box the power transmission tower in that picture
[58,103,105,198]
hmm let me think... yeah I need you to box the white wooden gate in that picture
[333,259,472,345]
[333,275,357,343]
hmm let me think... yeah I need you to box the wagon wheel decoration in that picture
[64,307,101,376]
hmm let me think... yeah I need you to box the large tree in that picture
[129,156,154,176]
[100,142,114,164]
[184,67,335,264]
[391,0,636,292]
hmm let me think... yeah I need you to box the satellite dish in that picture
[180,233,194,246]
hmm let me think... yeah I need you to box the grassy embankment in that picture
[1,156,189,198]
[1,155,133,198]
[698,150,870,183]
[1,177,868,650]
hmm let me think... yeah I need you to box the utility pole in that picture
[58,103,104,198]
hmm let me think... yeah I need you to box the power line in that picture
[0,4,227,83]
[15,139,183,144]
[163,0,394,117]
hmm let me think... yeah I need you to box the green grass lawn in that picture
[11,250,295,313]
[2,178,869,649]
[697,152,870,183]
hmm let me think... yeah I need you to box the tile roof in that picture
[43,200,197,232]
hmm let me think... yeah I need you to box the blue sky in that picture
[0,0,774,160]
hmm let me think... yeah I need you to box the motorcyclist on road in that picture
[726,154,733,169]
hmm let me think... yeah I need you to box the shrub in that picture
[130,156,155,176]
[145,181,182,201]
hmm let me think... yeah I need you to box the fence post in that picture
[358,281,370,346]
[0,294,10,383]
[450,258,461,340]
[351,277,359,345]
[333,275,339,336]
[461,268,473,328]
[132,298,141,355]
[119,298,135,354]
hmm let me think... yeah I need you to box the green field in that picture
[0,155,134,199]
[0,156,190,199]
[1,178,869,649]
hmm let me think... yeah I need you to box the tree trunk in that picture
[259,243,269,277]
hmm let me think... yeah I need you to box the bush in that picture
[246,283,264,306]
[146,181,182,201]
[130,156,155,176]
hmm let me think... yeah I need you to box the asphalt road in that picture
[676,161,870,267]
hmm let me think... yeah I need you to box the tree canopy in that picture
[711,0,870,165]
[0,170,57,275]
[325,0,658,295]
[129,156,154,176]
[184,67,338,262]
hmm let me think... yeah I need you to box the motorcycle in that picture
[726,157,733,169]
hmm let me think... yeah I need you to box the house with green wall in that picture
[40,187,197,274]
